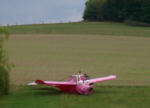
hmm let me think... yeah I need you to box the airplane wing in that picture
[89,75,116,84]
[28,80,76,87]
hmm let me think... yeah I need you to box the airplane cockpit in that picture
[68,74,90,85]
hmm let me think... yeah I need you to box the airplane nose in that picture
[83,87,93,95]
[76,85,94,95]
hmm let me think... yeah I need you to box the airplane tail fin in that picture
[27,80,45,86]
[35,80,45,84]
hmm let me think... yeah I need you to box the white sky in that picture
[0,0,87,25]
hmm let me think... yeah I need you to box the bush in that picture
[0,66,9,95]
[0,27,10,95]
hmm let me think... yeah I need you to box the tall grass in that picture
[0,27,10,95]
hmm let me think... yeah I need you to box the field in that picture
[1,22,150,108]
[5,34,150,86]
[6,22,150,37]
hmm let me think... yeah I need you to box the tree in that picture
[83,0,150,24]
[140,0,150,23]
[83,0,107,21]
[0,27,10,95]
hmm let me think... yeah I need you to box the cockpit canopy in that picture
[68,75,90,85]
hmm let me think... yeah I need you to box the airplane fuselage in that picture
[57,82,94,95]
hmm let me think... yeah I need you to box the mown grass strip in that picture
[0,86,150,108]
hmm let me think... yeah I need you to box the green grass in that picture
[6,22,150,37]
[1,22,150,107]
[0,86,150,108]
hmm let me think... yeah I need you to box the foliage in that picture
[140,0,150,23]
[83,0,107,21]
[0,27,10,95]
[83,0,150,24]
[0,67,9,95]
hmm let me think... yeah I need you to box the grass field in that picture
[6,22,150,37]
[0,86,150,108]
[0,22,150,108]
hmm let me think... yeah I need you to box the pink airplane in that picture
[28,74,116,95]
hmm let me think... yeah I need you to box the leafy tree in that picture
[140,0,150,23]
[104,0,125,21]
[83,0,107,21]
[0,27,10,95]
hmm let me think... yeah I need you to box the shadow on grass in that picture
[23,85,150,97]
[28,86,62,96]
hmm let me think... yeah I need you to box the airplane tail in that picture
[35,80,45,84]
[27,80,45,86]
[27,82,37,86]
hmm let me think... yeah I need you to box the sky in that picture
[0,0,87,25]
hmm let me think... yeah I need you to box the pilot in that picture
[84,74,90,80]
[84,74,90,84]
[78,71,83,77]
[76,71,84,85]
[77,80,83,85]
[77,71,83,80]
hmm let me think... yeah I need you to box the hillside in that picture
[6,22,150,37]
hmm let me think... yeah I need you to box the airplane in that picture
[28,74,116,95]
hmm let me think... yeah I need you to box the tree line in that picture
[83,0,150,24]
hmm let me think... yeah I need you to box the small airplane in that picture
[28,74,116,95]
